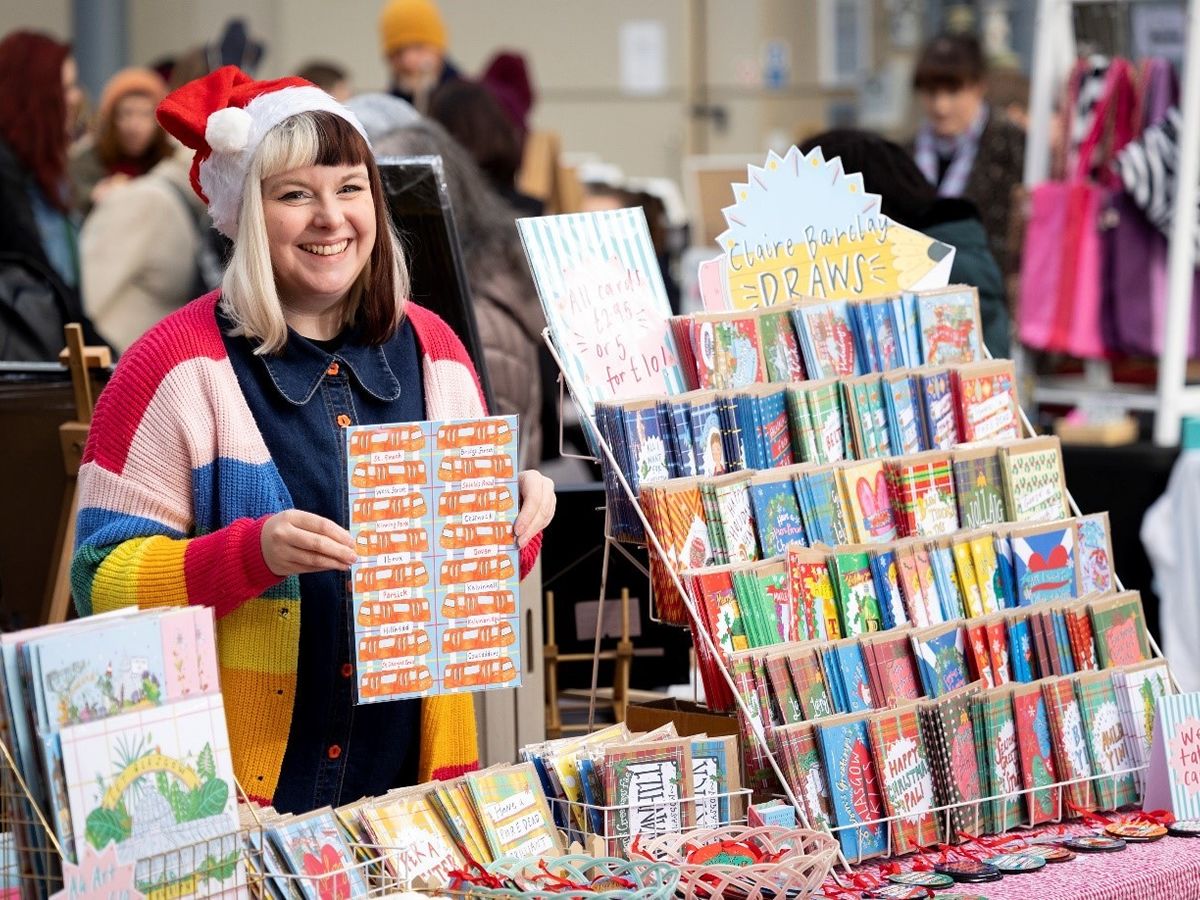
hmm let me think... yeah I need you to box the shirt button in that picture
[336,414,352,427]
[327,744,342,760]
[326,361,340,376]
[341,663,353,678]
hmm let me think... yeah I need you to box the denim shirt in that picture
[218,306,424,813]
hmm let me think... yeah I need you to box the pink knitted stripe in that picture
[84,292,227,472]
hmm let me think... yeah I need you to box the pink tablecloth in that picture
[834,826,1200,900]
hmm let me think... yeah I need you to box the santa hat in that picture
[157,65,368,238]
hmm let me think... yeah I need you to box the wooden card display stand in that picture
[543,588,635,739]
[42,324,110,624]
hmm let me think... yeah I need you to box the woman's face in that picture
[262,163,376,314]
[919,81,986,139]
[114,93,158,158]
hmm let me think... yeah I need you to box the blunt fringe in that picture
[221,110,409,354]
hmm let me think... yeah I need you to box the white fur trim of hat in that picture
[198,85,369,238]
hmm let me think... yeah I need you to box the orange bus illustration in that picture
[356,597,431,627]
[349,424,424,456]
[436,420,513,449]
[359,665,432,697]
[350,459,427,488]
[439,554,514,585]
[352,493,426,523]
[436,454,513,483]
[358,630,431,661]
[442,621,515,653]
[437,486,514,516]
[439,521,510,550]
[444,657,517,689]
[354,561,429,592]
[356,527,428,556]
[441,590,516,618]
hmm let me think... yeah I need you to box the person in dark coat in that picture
[0,30,106,360]
[801,129,1011,358]
[910,33,1025,279]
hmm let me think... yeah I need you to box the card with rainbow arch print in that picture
[700,146,955,311]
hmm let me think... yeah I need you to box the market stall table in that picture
[834,825,1200,900]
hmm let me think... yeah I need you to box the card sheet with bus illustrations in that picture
[346,415,521,704]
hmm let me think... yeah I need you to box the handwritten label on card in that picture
[50,844,144,900]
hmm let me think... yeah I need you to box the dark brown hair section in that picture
[913,33,986,93]
[308,111,402,345]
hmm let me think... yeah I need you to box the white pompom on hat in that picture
[157,65,369,238]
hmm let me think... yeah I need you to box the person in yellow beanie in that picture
[379,0,460,111]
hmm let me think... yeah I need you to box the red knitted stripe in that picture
[84,291,227,472]
[430,759,480,782]
[184,515,282,618]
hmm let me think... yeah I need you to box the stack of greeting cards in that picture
[519,725,741,858]
[0,609,241,897]
[347,416,522,703]
[594,377,1066,541]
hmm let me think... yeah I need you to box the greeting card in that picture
[867,704,940,854]
[518,208,685,416]
[466,763,563,860]
[918,369,959,450]
[1075,512,1116,596]
[918,683,984,840]
[911,623,969,699]
[786,545,841,642]
[839,460,898,545]
[1011,520,1078,606]
[772,722,833,831]
[58,695,241,897]
[1073,672,1139,810]
[916,286,983,365]
[953,361,1021,444]
[1088,592,1152,668]
[1143,692,1200,820]
[602,739,696,855]
[1010,681,1060,824]
[748,469,807,558]
[1041,676,1097,813]
[815,712,889,860]
[952,445,1008,529]
[1000,437,1069,524]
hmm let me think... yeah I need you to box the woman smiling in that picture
[70,67,556,813]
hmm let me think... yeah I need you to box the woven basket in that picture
[460,854,680,900]
[630,826,839,900]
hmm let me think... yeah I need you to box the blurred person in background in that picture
[429,78,541,216]
[802,129,1010,358]
[0,30,106,360]
[70,67,170,214]
[79,135,220,352]
[296,61,351,103]
[345,91,421,142]
[373,118,547,466]
[910,33,1024,279]
[379,0,460,112]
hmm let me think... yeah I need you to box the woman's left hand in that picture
[514,470,556,549]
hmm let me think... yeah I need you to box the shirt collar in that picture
[258,325,402,406]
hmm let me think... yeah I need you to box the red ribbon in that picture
[1130,809,1176,826]
[1066,800,1112,828]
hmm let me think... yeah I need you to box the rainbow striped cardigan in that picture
[71,292,541,804]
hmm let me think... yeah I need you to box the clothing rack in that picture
[1023,0,1200,446]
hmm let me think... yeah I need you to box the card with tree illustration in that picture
[58,694,242,897]
[1000,436,1069,524]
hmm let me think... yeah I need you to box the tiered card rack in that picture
[541,324,1182,877]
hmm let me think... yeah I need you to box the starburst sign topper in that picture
[51,843,144,900]
[700,146,956,311]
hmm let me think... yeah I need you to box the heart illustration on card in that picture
[857,473,893,537]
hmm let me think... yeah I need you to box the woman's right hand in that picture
[261,510,357,577]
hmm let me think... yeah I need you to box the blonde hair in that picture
[220,111,409,354]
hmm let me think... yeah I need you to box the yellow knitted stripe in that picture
[419,693,479,782]
[216,599,301,676]
[220,663,296,803]
[92,536,189,613]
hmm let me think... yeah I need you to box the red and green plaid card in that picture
[867,703,942,853]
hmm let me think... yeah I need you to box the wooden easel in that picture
[543,588,635,738]
[42,324,110,624]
